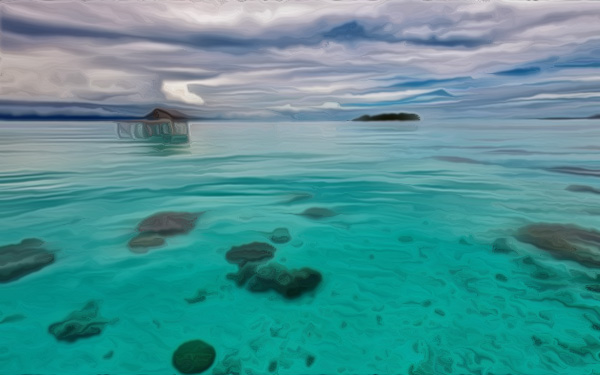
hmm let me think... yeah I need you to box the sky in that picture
[1,0,599,120]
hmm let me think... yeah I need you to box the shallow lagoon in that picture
[1,120,599,374]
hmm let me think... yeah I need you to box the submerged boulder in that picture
[515,223,600,268]
[225,242,276,267]
[566,184,600,195]
[268,228,291,244]
[0,238,54,283]
[48,301,116,342]
[172,339,216,374]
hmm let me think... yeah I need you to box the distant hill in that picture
[0,106,200,121]
[143,108,191,120]
[352,113,420,121]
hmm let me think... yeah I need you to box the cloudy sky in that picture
[1,0,599,120]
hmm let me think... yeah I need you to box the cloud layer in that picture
[1,1,599,120]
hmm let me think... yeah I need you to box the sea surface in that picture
[1,120,599,374]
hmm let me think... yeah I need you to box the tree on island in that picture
[352,113,420,121]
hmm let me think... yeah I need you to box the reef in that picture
[211,351,241,375]
[48,301,116,342]
[352,113,420,121]
[128,233,166,252]
[0,238,55,283]
[514,223,600,268]
[229,262,322,299]
[137,211,201,235]
[225,242,276,267]
[128,211,201,252]
[172,339,216,374]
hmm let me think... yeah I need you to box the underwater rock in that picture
[245,262,322,299]
[0,238,55,283]
[128,233,166,252]
[566,184,600,195]
[306,355,315,367]
[0,314,25,325]
[225,242,276,267]
[398,236,414,243]
[299,207,337,219]
[48,301,116,342]
[137,211,201,235]
[531,269,556,280]
[269,228,291,244]
[458,237,471,246]
[492,238,516,254]
[172,339,216,374]
[185,289,212,304]
[515,223,600,268]
[268,360,278,372]
[585,285,600,293]
[282,192,313,204]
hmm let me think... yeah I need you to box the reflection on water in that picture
[115,120,191,156]
[115,120,190,144]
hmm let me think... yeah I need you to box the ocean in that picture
[1,119,599,374]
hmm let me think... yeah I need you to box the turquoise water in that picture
[1,120,599,374]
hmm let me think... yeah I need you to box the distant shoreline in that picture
[540,114,600,120]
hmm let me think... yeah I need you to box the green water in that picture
[1,120,599,374]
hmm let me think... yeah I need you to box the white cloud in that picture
[511,92,600,101]
[2,0,600,119]
[318,102,342,109]
[161,81,205,105]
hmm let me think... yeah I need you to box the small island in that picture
[352,113,421,122]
